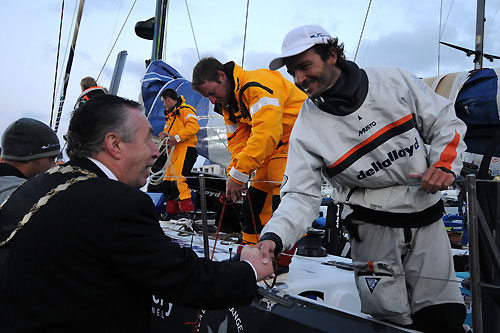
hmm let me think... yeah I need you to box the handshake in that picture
[239,240,277,282]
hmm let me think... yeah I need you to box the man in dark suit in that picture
[0,95,273,332]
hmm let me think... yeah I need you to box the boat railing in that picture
[466,174,500,333]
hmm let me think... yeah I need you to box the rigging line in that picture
[354,0,372,63]
[109,0,124,53]
[51,0,65,128]
[485,0,500,46]
[163,0,170,58]
[54,0,85,133]
[437,0,454,76]
[184,0,200,61]
[438,0,442,76]
[54,0,78,124]
[96,0,138,81]
[439,0,455,40]
[241,0,250,68]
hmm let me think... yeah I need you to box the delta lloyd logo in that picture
[356,138,420,180]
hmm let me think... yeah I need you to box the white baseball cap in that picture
[269,25,332,70]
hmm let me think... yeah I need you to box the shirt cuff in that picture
[243,260,258,280]
[229,167,250,183]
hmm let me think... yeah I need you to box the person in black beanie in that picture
[0,118,60,203]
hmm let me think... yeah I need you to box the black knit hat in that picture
[1,118,60,161]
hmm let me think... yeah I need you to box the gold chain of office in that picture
[0,165,97,247]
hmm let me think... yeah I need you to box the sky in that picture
[2,0,500,148]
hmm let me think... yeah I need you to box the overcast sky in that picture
[2,0,500,144]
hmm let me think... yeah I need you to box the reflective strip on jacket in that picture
[74,86,107,109]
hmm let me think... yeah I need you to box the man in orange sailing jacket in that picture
[158,89,199,217]
[192,57,307,272]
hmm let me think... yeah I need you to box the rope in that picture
[96,0,138,81]
[241,0,250,68]
[354,0,372,63]
[148,139,177,186]
[0,166,97,247]
[210,194,231,260]
[50,0,65,128]
[184,0,200,61]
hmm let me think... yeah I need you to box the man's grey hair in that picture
[66,95,144,159]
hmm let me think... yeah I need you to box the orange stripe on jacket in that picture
[433,130,461,170]
[368,261,375,273]
[329,114,414,169]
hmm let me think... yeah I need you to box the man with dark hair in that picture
[0,118,60,203]
[192,57,307,273]
[258,25,467,331]
[158,88,199,218]
[0,95,273,332]
[74,76,108,109]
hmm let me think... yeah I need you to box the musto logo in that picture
[357,138,420,180]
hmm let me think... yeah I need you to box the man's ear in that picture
[103,132,122,159]
[327,49,337,67]
[217,70,227,82]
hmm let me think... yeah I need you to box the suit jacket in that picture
[0,157,256,332]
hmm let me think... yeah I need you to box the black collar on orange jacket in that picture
[221,62,240,123]
[164,97,182,117]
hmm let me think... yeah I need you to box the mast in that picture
[474,0,485,69]
[53,0,85,133]
[152,0,168,60]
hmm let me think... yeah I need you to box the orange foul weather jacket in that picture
[222,62,307,189]
[161,96,199,200]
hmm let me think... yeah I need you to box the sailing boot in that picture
[177,198,194,219]
[161,200,179,221]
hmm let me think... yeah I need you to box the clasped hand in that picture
[240,245,275,281]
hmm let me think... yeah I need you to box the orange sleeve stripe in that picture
[330,114,414,168]
[433,130,460,170]
[368,261,375,273]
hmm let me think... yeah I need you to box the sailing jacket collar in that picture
[0,163,27,179]
[165,95,186,117]
[313,60,369,116]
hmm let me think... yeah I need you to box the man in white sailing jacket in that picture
[258,25,467,332]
